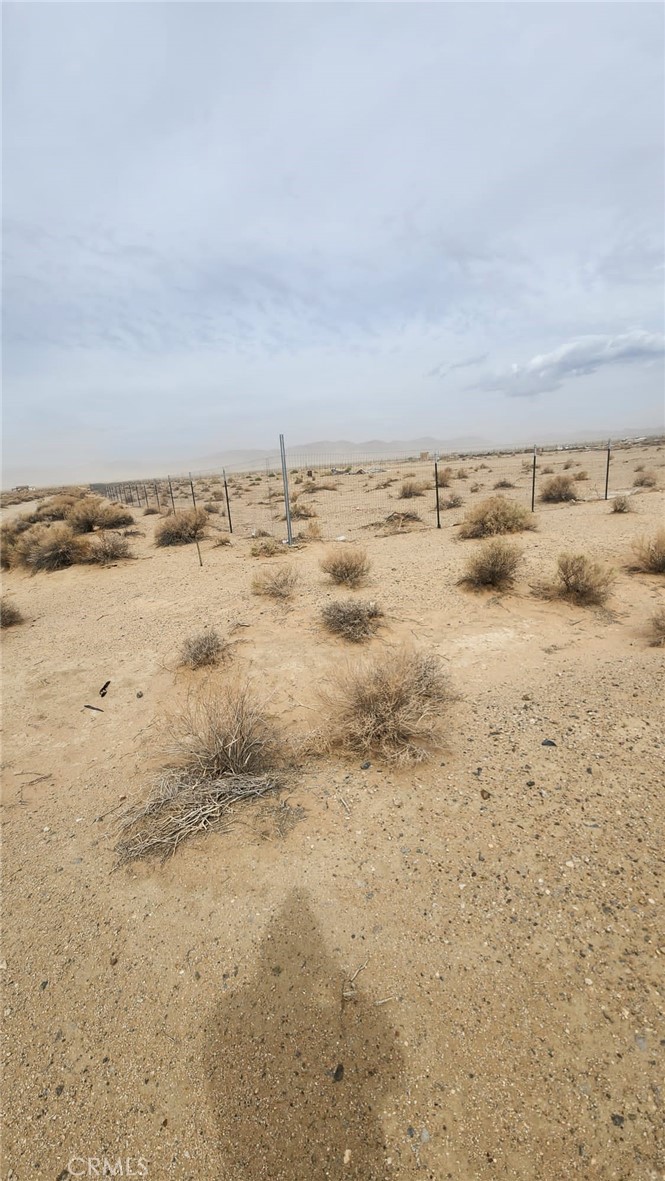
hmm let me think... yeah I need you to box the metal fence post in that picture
[531,445,537,512]
[189,473,198,510]
[223,470,233,533]
[604,439,611,500]
[280,434,293,546]
[168,476,176,513]
[434,457,441,529]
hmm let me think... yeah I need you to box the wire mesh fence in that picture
[102,437,662,539]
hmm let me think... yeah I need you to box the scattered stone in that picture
[542,739,557,747]
[420,1128,430,1144]
[611,1113,624,1127]
[360,761,371,770]
[136,691,144,698]
[481,789,491,800]
[333,1063,344,1082]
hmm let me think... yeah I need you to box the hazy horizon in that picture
[3,3,664,486]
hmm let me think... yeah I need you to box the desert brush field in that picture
[1,443,664,1181]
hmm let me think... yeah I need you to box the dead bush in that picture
[541,465,554,474]
[288,501,317,520]
[320,545,370,587]
[574,470,589,482]
[647,607,665,646]
[324,647,451,764]
[461,538,522,589]
[213,534,231,547]
[436,467,453,488]
[398,479,427,499]
[86,532,132,565]
[66,498,105,532]
[458,496,536,539]
[204,501,221,514]
[96,505,135,529]
[252,565,299,599]
[456,468,469,480]
[634,464,645,472]
[493,479,515,490]
[442,494,464,509]
[633,470,657,488]
[180,628,226,669]
[611,495,632,513]
[114,680,282,861]
[154,509,207,546]
[299,519,322,542]
[1,598,24,627]
[632,530,665,574]
[554,553,615,605]
[540,475,578,503]
[143,506,159,515]
[14,524,91,573]
[383,510,421,532]
[563,459,574,470]
[469,483,481,493]
[321,599,384,643]
[251,537,283,557]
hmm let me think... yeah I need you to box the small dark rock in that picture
[333,1063,344,1082]
[542,739,557,747]
[360,761,371,770]
[611,1113,624,1127]
[526,780,536,787]
[407,1126,415,1138]
[480,789,491,800]
[55,1084,64,1096]
[136,691,144,699]
[40,980,48,991]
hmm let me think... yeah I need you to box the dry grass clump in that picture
[252,565,299,599]
[1,598,24,627]
[154,508,207,546]
[540,475,578,503]
[114,681,282,862]
[180,628,226,669]
[493,478,515,489]
[251,537,283,557]
[14,524,91,573]
[632,530,665,574]
[398,479,428,499]
[213,534,231,547]
[611,494,632,513]
[541,465,554,474]
[384,510,421,532]
[461,539,522,589]
[299,519,322,542]
[633,470,657,488]
[204,501,221,514]
[323,647,450,765]
[320,545,370,587]
[143,506,159,515]
[554,553,615,605]
[441,494,464,510]
[574,470,589,482]
[456,467,469,480]
[303,481,338,493]
[458,496,535,539]
[97,505,135,528]
[647,607,665,646]
[436,467,453,488]
[288,500,317,520]
[563,459,574,470]
[66,499,134,532]
[321,599,384,643]
[469,482,481,493]
[86,533,132,565]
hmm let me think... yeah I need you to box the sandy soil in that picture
[1,444,664,1181]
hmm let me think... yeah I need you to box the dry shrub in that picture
[251,537,283,557]
[181,628,226,669]
[324,647,450,764]
[554,553,615,605]
[632,530,665,574]
[86,532,132,565]
[459,496,535,539]
[647,607,665,646]
[442,494,463,509]
[14,524,91,572]
[574,470,589,482]
[384,510,421,532]
[213,534,231,547]
[289,501,317,520]
[143,506,159,515]
[320,545,370,587]
[32,495,79,521]
[633,470,657,488]
[611,494,632,513]
[456,468,469,480]
[154,508,207,546]
[303,481,338,493]
[634,464,645,472]
[541,465,554,474]
[321,599,383,643]
[494,478,515,490]
[300,519,322,541]
[540,475,578,503]
[436,467,453,488]
[469,482,481,493]
[66,498,105,532]
[398,479,427,499]
[461,538,522,589]
[114,680,282,862]
[563,459,574,470]
[204,501,221,514]
[97,505,135,528]
[1,598,24,627]
[252,565,298,599]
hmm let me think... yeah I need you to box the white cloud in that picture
[478,331,665,397]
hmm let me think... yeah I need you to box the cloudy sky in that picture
[3,2,664,484]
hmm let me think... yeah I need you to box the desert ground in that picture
[1,443,664,1181]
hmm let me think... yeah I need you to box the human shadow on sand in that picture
[205,889,405,1180]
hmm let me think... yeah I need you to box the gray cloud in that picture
[477,331,665,398]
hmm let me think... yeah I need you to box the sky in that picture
[2,2,664,485]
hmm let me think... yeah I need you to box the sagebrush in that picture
[320,545,370,587]
[155,509,207,546]
[1,598,24,627]
[632,530,665,574]
[181,628,226,669]
[540,475,578,503]
[461,539,522,589]
[321,599,384,643]
[554,553,615,605]
[252,566,299,599]
[459,496,535,539]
